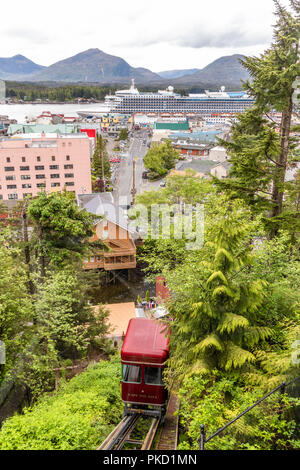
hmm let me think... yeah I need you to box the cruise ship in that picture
[77,80,254,117]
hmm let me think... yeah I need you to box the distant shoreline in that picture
[2,101,102,105]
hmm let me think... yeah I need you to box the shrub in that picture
[0,357,122,450]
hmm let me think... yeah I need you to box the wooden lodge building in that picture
[77,193,138,271]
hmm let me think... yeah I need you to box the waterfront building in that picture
[0,133,92,201]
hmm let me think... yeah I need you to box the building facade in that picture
[0,133,92,201]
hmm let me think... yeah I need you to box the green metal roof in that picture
[7,123,79,135]
[155,121,189,131]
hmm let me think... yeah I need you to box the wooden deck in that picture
[155,394,180,450]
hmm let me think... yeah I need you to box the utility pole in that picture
[132,157,137,205]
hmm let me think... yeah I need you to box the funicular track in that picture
[98,395,179,451]
[98,413,160,450]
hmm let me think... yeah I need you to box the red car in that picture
[109,158,121,163]
[121,318,170,418]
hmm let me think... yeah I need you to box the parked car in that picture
[142,171,149,179]
[110,158,121,163]
[160,181,166,187]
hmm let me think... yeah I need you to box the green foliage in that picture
[27,191,98,272]
[0,229,33,379]
[91,134,111,182]
[177,372,300,450]
[167,198,271,378]
[144,140,179,179]
[6,82,113,102]
[0,193,110,399]
[118,128,128,141]
[0,358,122,450]
[215,1,300,236]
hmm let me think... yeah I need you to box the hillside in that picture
[173,54,250,88]
[0,55,45,80]
[29,48,162,84]
[158,68,200,79]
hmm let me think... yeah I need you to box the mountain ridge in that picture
[0,50,250,88]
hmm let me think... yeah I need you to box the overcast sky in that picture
[0,0,292,72]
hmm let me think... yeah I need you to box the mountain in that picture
[30,49,162,84]
[172,55,250,88]
[0,51,250,88]
[158,68,200,79]
[0,55,45,80]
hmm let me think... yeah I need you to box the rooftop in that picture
[77,192,130,232]
[94,302,136,338]
[176,159,218,174]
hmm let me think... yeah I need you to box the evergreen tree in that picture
[91,134,111,184]
[216,0,300,237]
[167,199,271,380]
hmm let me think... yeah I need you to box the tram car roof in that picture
[121,318,170,365]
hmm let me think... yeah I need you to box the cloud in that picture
[172,28,272,49]
[2,28,50,45]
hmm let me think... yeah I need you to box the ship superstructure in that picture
[78,80,254,117]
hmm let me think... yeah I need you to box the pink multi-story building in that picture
[0,133,92,201]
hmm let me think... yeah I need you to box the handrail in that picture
[199,375,300,450]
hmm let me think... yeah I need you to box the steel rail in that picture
[141,417,160,450]
[114,414,141,450]
[98,415,135,450]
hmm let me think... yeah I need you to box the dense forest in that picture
[5,82,191,102]
[5,82,115,102]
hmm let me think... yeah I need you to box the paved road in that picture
[113,129,149,206]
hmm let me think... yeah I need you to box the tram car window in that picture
[122,365,141,383]
[144,367,163,385]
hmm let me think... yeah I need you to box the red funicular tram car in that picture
[121,318,170,418]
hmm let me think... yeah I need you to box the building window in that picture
[37,183,46,188]
[50,174,60,179]
[51,156,55,161]
[6,176,16,181]
[64,164,73,169]
[37,156,41,162]
[5,167,14,171]
[0,195,3,200]
[8,193,18,200]
[6,157,11,163]
[23,193,32,198]
[66,155,70,161]
[21,175,31,180]
[35,165,44,170]
[22,184,32,189]
[50,165,59,169]
[22,157,26,162]
[65,182,74,186]
[64,173,74,178]
[51,183,60,187]
[7,184,17,189]
[36,174,46,179]
[20,166,30,171]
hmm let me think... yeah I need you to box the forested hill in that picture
[171,54,250,88]
[0,55,44,80]
[19,49,162,84]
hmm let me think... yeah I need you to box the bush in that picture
[0,357,122,450]
[177,372,300,450]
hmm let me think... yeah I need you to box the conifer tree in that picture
[216,0,300,237]
[91,134,111,183]
[168,200,271,379]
